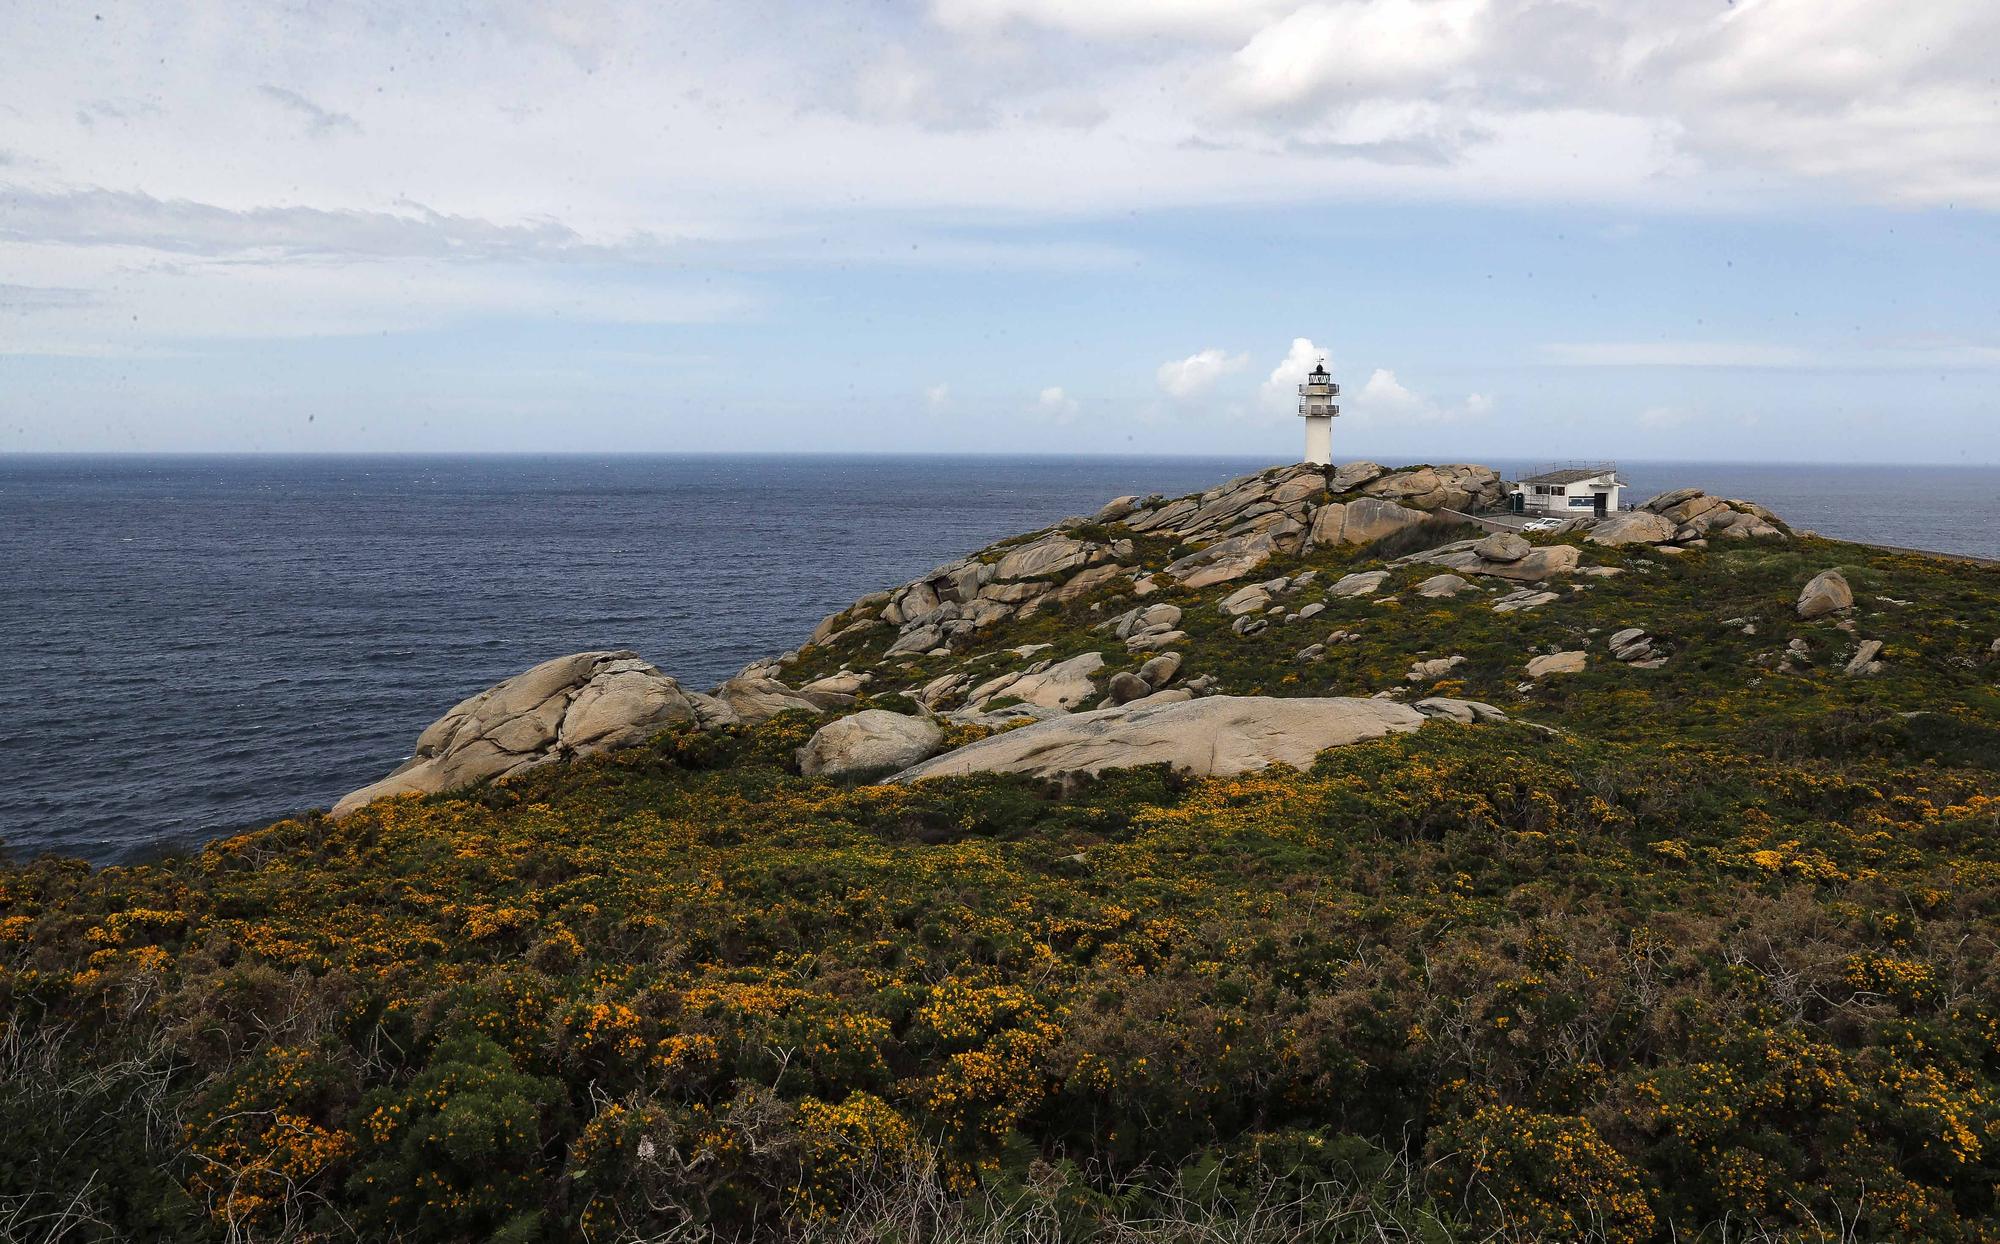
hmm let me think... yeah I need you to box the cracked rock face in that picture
[332,651,711,819]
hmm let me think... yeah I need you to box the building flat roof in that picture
[1519,468,1617,485]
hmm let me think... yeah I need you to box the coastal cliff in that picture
[6,461,2000,1242]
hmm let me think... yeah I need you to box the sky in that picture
[2,0,1998,462]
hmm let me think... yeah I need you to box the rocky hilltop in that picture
[333,461,1808,817]
[9,457,2000,1242]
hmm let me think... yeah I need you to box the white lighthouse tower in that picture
[1297,358,1339,466]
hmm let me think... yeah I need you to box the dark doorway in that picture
[1594,493,1608,517]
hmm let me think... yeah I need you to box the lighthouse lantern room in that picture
[1297,359,1340,466]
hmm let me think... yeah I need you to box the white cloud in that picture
[1252,344,1490,433]
[934,0,2000,212]
[1258,337,1330,420]
[1036,385,1080,421]
[1360,368,1417,407]
[930,0,1288,39]
[925,383,951,411]
[1350,367,1493,423]
[1156,347,1248,398]
[1223,0,1489,113]
[846,44,993,130]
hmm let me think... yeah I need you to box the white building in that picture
[1297,359,1339,465]
[1511,464,1624,517]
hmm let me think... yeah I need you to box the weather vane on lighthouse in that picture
[1297,357,1339,466]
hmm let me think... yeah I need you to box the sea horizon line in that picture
[5,450,2000,470]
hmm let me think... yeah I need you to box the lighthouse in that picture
[1297,358,1339,466]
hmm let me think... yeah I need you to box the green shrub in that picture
[350,1032,563,1242]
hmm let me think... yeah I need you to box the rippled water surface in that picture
[3,454,1996,863]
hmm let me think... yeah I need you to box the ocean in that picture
[4,454,1997,864]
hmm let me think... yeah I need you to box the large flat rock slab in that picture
[892,695,1439,783]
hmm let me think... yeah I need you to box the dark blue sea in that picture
[4,455,1998,864]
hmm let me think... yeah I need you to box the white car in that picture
[1520,517,1564,532]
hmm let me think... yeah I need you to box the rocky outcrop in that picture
[333,651,711,818]
[1116,463,1468,558]
[1797,570,1854,620]
[993,534,1103,582]
[712,674,844,725]
[1104,602,1184,651]
[1328,570,1391,597]
[1359,464,1508,512]
[1607,628,1666,668]
[809,525,1139,662]
[1844,639,1885,677]
[799,670,871,697]
[1307,497,1428,548]
[1587,511,1679,547]
[1492,589,1559,613]
[1162,531,1287,589]
[1219,584,1275,616]
[1407,655,1466,682]
[1485,546,1581,582]
[1416,573,1475,598]
[1330,460,1386,492]
[1412,697,1508,724]
[1526,651,1587,678]
[1137,652,1182,688]
[1094,495,1142,522]
[893,695,1477,783]
[1038,562,1124,608]
[1126,464,1322,548]
[797,710,946,778]
[802,464,1799,686]
[1634,489,1786,543]
[1106,671,1151,704]
[1404,540,1582,583]
[1472,532,1530,562]
[965,651,1105,712]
